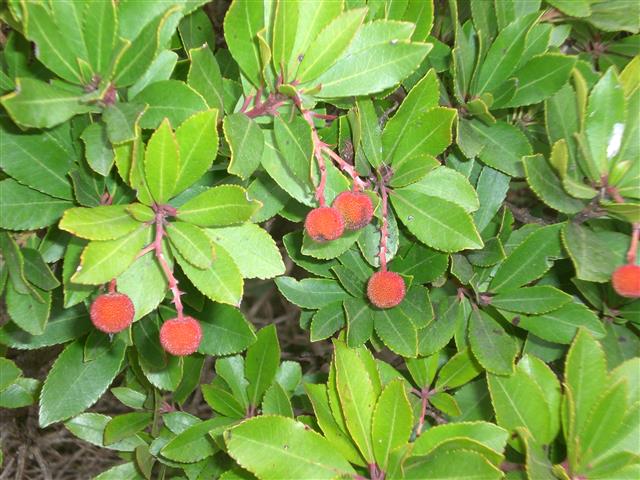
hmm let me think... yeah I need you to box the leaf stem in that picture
[376,175,390,272]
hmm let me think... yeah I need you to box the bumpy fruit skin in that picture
[367,271,406,309]
[304,207,345,242]
[612,264,640,298]
[90,293,135,333]
[160,316,203,356]
[332,191,374,230]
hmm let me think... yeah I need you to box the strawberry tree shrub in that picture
[0,0,639,479]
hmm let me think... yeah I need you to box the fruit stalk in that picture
[627,222,639,264]
[377,176,390,272]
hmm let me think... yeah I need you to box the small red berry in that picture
[332,191,374,230]
[160,316,202,356]
[612,264,640,298]
[367,271,406,309]
[304,207,345,242]
[90,293,135,333]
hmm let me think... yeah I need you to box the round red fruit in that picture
[304,207,345,242]
[160,316,203,356]
[367,271,406,309]
[332,191,374,230]
[90,293,135,333]
[612,264,640,298]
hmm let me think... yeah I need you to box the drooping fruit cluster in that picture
[612,264,640,298]
[160,316,203,356]
[90,293,135,333]
[304,206,345,242]
[305,191,373,242]
[333,191,374,230]
[367,270,406,309]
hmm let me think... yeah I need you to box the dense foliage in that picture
[1,0,639,479]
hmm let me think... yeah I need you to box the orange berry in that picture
[90,293,135,333]
[332,191,374,230]
[160,316,202,356]
[367,271,406,309]
[304,207,344,242]
[612,264,640,298]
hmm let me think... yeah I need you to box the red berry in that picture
[160,316,202,356]
[332,191,374,230]
[304,207,344,242]
[90,293,135,333]
[367,271,406,309]
[612,264,640,298]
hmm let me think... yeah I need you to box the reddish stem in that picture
[300,107,329,206]
[148,206,184,319]
[628,223,639,264]
[243,92,287,118]
[377,177,390,271]
[416,388,430,436]
[322,146,367,191]
[108,279,117,294]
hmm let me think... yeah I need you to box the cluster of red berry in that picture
[304,191,406,309]
[90,293,202,355]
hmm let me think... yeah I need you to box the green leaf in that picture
[468,120,532,177]
[275,114,314,187]
[188,46,225,113]
[111,387,146,410]
[491,286,572,314]
[1,78,94,129]
[144,118,179,203]
[472,13,537,95]
[404,448,502,479]
[489,223,563,292]
[504,54,577,107]
[5,281,51,335]
[202,381,245,418]
[419,299,461,356]
[198,303,256,356]
[562,221,628,283]
[0,124,74,200]
[275,277,350,309]
[565,330,607,440]
[135,80,208,129]
[22,1,83,83]
[22,248,59,291]
[523,154,584,213]
[102,102,147,145]
[282,231,338,278]
[334,340,376,462]
[0,358,21,392]
[174,109,219,195]
[386,107,456,169]
[225,416,356,479]
[128,50,179,99]
[224,113,264,180]
[389,154,440,188]
[0,179,73,230]
[117,252,167,321]
[403,166,479,213]
[104,412,152,446]
[94,462,144,480]
[0,377,40,409]
[296,8,366,83]
[167,221,214,269]
[39,339,126,427]
[374,308,418,358]
[469,309,518,376]
[392,189,483,252]
[175,244,243,306]
[246,324,280,408]
[313,32,432,98]
[435,348,483,391]
[162,418,226,463]
[83,0,117,75]
[216,355,250,408]
[81,122,114,177]
[223,0,263,86]
[516,428,556,480]
[60,206,142,241]
[518,302,606,344]
[0,301,90,350]
[271,0,299,77]
[372,380,412,469]
[176,185,261,227]
[344,297,375,348]
[391,243,448,284]
[413,421,509,457]
[65,413,145,452]
[114,7,180,87]
[488,368,552,445]
[585,68,625,174]
[303,228,363,260]
[262,382,294,417]
[311,302,345,341]
[72,226,150,285]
